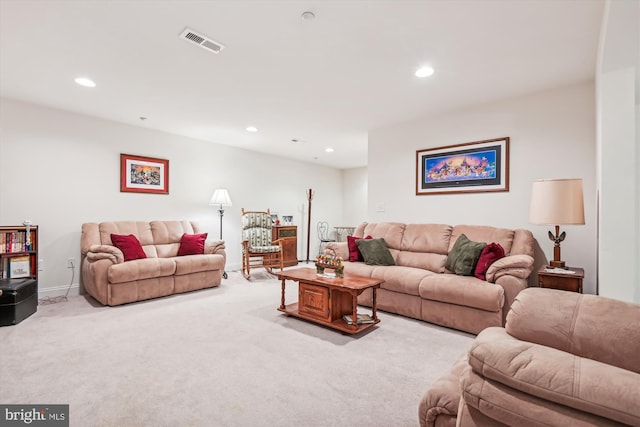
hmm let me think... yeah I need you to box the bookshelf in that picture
[0,225,38,280]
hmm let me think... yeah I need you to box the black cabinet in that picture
[0,278,37,326]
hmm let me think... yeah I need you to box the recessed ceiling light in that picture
[325,147,334,153]
[246,126,258,133]
[415,66,435,78]
[74,77,96,87]
[301,11,315,20]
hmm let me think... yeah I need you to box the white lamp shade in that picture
[529,178,585,225]
[209,189,232,206]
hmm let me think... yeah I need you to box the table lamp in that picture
[529,178,585,268]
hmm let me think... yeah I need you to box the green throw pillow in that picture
[445,234,487,276]
[356,238,395,266]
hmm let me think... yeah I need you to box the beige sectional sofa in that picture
[420,288,640,426]
[81,221,226,306]
[326,222,535,334]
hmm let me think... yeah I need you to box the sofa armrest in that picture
[325,242,349,260]
[485,254,534,282]
[204,239,226,255]
[85,244,124,264]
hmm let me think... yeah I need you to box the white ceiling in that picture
[0,0,605,169]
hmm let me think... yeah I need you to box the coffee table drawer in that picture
[298,282,329,320]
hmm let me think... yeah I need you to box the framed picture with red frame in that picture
[120,153,169,194]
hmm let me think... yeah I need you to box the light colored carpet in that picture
[0,269,473,427]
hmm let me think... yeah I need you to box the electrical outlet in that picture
[67,258,75,268]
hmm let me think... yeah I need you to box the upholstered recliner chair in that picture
[241,209,284,278]
[419,288,640,427]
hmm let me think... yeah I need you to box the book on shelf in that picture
[0,230,32,253]
[342,314,375,325]
[9,256,30,278]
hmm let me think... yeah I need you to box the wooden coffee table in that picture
[276,268,383,334]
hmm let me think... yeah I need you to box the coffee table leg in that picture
[280,278,286,310]
[351,291,358,331]
[372,287,378,321]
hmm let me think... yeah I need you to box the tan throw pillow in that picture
[445,234,486,276]
[356,238,395,266]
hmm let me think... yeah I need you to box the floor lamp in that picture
[209,188,232,279]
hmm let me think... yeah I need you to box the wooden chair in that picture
[241,208,284,279]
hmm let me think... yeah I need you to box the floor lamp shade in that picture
[529,178,585,268]
[209,189,232,207]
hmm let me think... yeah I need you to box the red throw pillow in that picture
[110,233,147,262]
[177,233,208,256]
[474,242,505,281]
[347,235,372,262]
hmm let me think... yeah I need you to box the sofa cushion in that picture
[363,265,432,296]
[174,254,224,275]
[347,235,372,262]
[396,224,452,273]
[177,233,208,256]
[108,257,176,283]
[400,224,453,254]
[357,238,395,266]
[419,274,503,312]
[474,242,505,280]
[445,234,486,276]
[356,222,406,250]
[110,234,147,261]
[152,221,199,258]
[467,327,640,426]
[450,225,515,256]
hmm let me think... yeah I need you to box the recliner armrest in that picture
[485,254,534,282]
[85,244,124,264]
[204,239,226,255]
[506,288,640,373]
[467,327,640,426]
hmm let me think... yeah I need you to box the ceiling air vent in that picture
[179,28,225,54]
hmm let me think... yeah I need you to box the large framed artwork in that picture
[120,153,169,194]
[416,137,509,195]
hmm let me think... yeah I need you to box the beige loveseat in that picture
[81,221,226,306]
[420,288,640,427]
[326,222,535,334]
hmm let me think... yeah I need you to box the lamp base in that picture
[549,260,566,269]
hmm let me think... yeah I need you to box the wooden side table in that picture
[537,266,584,293]
[272,225,298,267]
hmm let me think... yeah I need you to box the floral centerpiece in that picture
[315,253,344,278]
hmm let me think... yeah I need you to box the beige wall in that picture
[0,98,343,295]
[368,82,597,294]
[341,167,367,230]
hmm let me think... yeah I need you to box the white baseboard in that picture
[38,283,81,299]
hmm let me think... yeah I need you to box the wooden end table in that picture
[538,266,584,293]
[276,268,383,334]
